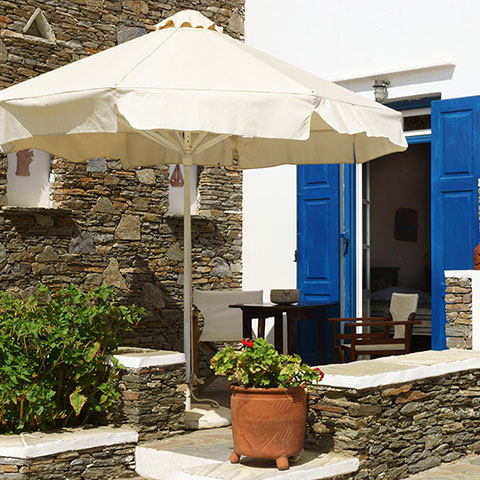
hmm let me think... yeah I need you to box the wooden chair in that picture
[329,293,420,363]
[192,289,263,391]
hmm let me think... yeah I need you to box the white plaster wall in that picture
[245,0,480,100]
[243,0,480,298]
[7,150,51,207]
[242,166,297,299]
[167,165,198,215]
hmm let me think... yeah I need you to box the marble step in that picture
[135,427,359,480]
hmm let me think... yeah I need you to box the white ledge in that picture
[112,348,185,369]
[315,349,480,390]
[0,426,138,459]
[332,61,455,90]
[445,269,479,279]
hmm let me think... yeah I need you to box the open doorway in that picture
[364,142,432,352]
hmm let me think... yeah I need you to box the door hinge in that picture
[340,233,350,256]
[294,249,298,262]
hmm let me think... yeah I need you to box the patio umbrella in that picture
[0,10,407,390]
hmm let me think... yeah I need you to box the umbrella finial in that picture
[155,10,223,33]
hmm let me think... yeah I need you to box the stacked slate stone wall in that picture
[0,443,136,479]
[307,370,480,480]
[445,276,473,349]
[116,363,186,440]
[0,1,245,352]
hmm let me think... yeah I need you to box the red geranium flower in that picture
[313,367,325,381]
[241,338,254,348]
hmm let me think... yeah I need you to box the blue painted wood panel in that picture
[431,96,480,350]
[297,165,340,304]
[297,164,340,364]
[342,164,356,318]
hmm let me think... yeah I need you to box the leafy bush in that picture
[210,337,324,388]
[0,283,144,433]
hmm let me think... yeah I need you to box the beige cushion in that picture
[193,289,263,342]
[390,293,419,339]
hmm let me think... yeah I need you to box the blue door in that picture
[297,164,340,305]
[297,164,354,363]
[431,96,480,349]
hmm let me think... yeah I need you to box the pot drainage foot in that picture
[229,451,240,464]
[275,456,289,470]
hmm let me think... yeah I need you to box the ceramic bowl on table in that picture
[270,289,300,305]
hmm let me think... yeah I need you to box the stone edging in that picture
[445,270,480,350]
[112,348,186,369]
[317,349,480,390]
[0,426,137,459]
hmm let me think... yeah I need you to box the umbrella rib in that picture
[141,129,183,153]
[191,132,209,152]
[162,130,183,150]
[174,131,186,154]
[117,116,182,152]
[194,134,231,154]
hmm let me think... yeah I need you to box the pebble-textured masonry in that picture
[0,1,245,352]
[117,363,186,440]
[307,369,480,480]
[0,443,137,480]
[444,276,473,349]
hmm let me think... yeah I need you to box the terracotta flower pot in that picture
[229,385,306,470]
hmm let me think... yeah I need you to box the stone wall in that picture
[307,369,480,480]
[0,443,136,479]
[445,276,473,349]
[116,363,186,440]
[0,1,245,352]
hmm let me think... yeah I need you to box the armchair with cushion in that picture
[329,293,420,363]
[192,289,263,391]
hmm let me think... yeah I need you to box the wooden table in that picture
[229,302,337,364]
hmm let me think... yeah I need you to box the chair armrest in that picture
[329,316,391,322]
[345,320,421,328]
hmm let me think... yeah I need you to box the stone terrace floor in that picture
[406,455,480,479]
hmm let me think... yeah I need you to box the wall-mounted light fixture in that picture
[373,79,390,103]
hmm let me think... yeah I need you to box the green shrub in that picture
[0,283,144,433]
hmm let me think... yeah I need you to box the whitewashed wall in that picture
[7,150,51,207]
[243,0,480,300]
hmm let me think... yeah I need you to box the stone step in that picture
[405,455,480,479]
[135,427,359,480]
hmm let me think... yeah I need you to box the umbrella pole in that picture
[183,153,193,410]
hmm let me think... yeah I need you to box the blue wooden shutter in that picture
[297,164,340,304]
[431,96,480,349]
[297,165,340,364]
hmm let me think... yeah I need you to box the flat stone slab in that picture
[136,428,358,480]
[0,426,138,459]
[406,455,480,479]
[176,450,359,480]
[317,349,480,389]
[112,347,185,368]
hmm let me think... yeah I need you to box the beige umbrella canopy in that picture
[0,10,407,386]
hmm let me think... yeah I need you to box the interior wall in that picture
[370,143,431,290]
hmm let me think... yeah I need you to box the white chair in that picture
[192,289,263,390]
[330,293,419,363]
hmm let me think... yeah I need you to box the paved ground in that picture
[406,455,480,479]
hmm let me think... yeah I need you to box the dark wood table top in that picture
[229,302,337,312]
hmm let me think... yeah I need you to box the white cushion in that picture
[193,289,263,342]
[390,293,419,339]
